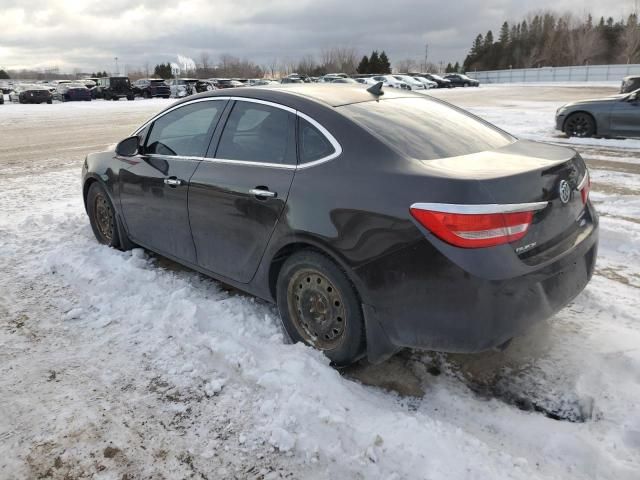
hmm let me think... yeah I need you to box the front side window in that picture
[145,101,224,157]
[299,118,335,163]
[215,101,295,165]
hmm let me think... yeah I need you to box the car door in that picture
[118,99,227,263]
[188,99,297,283]
[609,96,640,137]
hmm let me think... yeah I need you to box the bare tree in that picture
[567,15,606,65]
[620,14,640,64]
[395,58,418,73]
[199,52,211,76]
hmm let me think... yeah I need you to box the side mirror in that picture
[115,136,140,156]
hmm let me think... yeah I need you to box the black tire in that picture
[143,91,151,99]
[276,250,365,366]
[46,99,52,104]
[127,95,134,101]
[463,82,469,87]
[87,182,121,248]
[564,112,596,138]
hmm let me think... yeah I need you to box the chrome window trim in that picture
[131,96,232,136]
[295,111,342,169]
[410,202,549,215]
[201,157,296,170]
[132,95,342,170]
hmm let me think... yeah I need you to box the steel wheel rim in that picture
[567,115,591,137]
[94,193,114,242]
[287,269,347,350]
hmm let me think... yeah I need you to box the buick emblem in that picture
[559,180,571,204]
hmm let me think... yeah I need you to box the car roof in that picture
[179,84,420,108]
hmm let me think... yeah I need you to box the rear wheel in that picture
[564,112,596,138]
[87,182,120,248]
[276,250,365,366]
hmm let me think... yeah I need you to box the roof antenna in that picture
[366,81,384,96]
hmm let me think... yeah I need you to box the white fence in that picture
[471,64,640,83]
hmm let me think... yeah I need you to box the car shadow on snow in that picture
[344,321,595,423]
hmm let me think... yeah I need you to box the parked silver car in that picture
[555,89,640,138]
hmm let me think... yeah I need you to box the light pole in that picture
[114,57,119,75]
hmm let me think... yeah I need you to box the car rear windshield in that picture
[339,97,514,160]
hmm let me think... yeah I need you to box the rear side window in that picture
[216,101,295,165]
[340,97,513,160]
[146,101,223,157]
[298,118,335,163]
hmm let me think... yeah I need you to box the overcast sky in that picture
[0,0,636,72]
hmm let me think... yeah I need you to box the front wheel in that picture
[277,250,365,366]
[564,112,596,138]
[87,182,121,248]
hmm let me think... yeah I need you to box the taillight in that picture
[578,171,590,204]
[410,203,545,249]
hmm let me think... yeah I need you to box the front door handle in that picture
[250,188,277,198]
[164,177,182,187]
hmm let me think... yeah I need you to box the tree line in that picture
[463,11,640,71]
[356,51,392,74]
[145,48,395,80]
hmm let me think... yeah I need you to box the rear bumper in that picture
[357,205,599,362]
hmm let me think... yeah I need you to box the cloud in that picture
[0,0,631,71]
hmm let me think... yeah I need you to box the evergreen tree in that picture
[357,55,369,74]
[453,61,460,72]
[379,51,391,73]
[445,62,454,73]
[369,51,381,73]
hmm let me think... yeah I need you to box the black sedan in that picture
[555,89,640,138]
[132,78,171,98]
[9,84,53,104]
[54,83,92,102]
[419,73,452,88]
[82,84,598,365]
[444,73,480,87]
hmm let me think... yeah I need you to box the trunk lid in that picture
[420,140,591,259]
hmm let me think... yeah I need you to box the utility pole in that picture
[424,44,429,72]
[114,57,119,76]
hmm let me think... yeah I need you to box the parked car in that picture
[556,88,640,138]
[253,79,280,86]
[366,75,411,90]
[0,81,12,94]
[0,92,4,105]
[393,75,426,90]
[331,78,358,84]
[82,84,597,366]
[132,78,171,98]
[412,76,439,89]
[167,78,198,98]
[96,76,134,100]
[444,73,480,87]
[281,77,304,84]
[9,84,53,104]
[214,79,245,89]
[54,82,92,102]
[418,73,452,88]
[195,80,217,93]
[620,76,640,93]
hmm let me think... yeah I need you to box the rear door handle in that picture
[164,177,182,187]
[250,188,277,198]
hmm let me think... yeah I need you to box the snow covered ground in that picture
[1,88,639,479]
